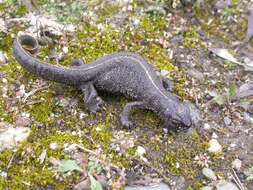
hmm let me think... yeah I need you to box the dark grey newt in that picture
[13,34,192,131]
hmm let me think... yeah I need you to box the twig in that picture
[231,168,245,190]
[133,158,173,185]
[7,152,15,169]
[23,85,50,102]
[21,181,31,186]
[73,144,122,171]
[25,99,44,106]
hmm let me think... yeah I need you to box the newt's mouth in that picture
[168,119,191,132]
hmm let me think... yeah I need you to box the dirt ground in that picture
[0,0,253,189]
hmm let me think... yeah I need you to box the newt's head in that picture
[163,101,192,131]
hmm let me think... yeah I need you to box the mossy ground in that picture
[0,0,249,189]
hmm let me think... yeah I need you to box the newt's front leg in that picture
[161,76,174,92]
[120,101,145,128]
[80,83,103,113]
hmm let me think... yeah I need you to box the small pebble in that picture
[203,123,211,130]
[0,51,7,64]
[211,132,218,139]
[132,19,140,27]
[202,167,217,180]
[62,46,68,54]
[136,146,146,156]
[224,116,231,126]
[208,139,222,153]
[79,112,87,119]
[215,180,239,190]
[232,158,242,170]
[0,171,7,178]
[2,78,7,83]
[160,70,169,77]
[16,116,31,127]
[243,112,253,124]
[229,143,236,148]
[49,142,59,150]
[187,69,204,80]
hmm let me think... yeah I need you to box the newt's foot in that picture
[120,101,145,129]
[80,83,103,113]
[87,96,103,113]
[161,77,174,92]
[120,116,135,129]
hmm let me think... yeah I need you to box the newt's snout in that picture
[165,103,192,131]
[177,103,192,130]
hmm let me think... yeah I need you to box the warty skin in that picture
[13,34,192,131]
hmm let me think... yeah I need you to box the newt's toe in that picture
[88,97,103,113]
[120,117,135,129]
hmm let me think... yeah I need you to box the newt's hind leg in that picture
[71,59,85,67]
[80,83,103,113]
[120,101,145,128]
[161,77,174,92]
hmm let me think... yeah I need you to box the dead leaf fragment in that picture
[236,81,253,99]
[26,13,75,36]
[0,18,7,33]
[209,48,240,64]
[16,116,31,127]
[74,178,91,190]
[0,122,31,152]
[38,149,47,164]
[210,48,253,71]
[244,9,253,43]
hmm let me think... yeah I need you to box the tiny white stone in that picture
[136,146,146,156]
[212,132,218,139]
[71,131,77,135]
[160,70,169,77]
[0,51,7,64]
[229,143,236,148]
[208,139,222,153]
[0,171,7,178]
[49,142,58,150]
[202,167,217,180]
[132,19,140,27]
[79,112,87,119]
[2,78,7,83]
[203,123,211,130]
[232,159,242,170]
[215,180,239,190]
[97,23,104,30]
[62,46,68,54]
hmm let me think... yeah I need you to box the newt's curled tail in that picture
[13,34,82,86]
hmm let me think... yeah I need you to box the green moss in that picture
[142,16,167,37]
[90,123,112,151]
[183,28,201,48]
[145,43,174,71]
[0,130,84,189]
[0,0,27,17]
[236,18,248,40]
[30,93,54,123]
[162,132,208,188]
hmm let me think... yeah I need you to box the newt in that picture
[13,34,192,131]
